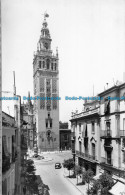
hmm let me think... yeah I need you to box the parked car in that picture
[32,154,44,160]
[32,154,39,158]
[55,162,62,169]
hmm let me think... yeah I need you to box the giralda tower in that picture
[33,14,59,151]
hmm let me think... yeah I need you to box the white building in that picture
[71,99,100,175]
[71,82,125,179]
[99,82,125,177]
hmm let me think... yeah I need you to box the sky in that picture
[2,0,125,124]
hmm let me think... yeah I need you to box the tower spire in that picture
[44,12,49,20]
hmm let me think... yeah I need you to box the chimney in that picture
[123,72,125,83]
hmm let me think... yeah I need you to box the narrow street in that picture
[34,151,83,195]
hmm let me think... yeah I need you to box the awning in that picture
[93,173,102,180]
[109,181,125,195]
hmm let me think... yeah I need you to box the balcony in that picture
[71,107,100,120]
[104,145,113,152]
[71,132,75,141]
[120,130,125,137]
[100,157,113,166]
[72,148,75,154]
[76,150,97,162]
[100,130,112,139]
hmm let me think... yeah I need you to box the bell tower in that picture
[33,13,59,151]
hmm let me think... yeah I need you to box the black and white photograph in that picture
[1,0,125,194]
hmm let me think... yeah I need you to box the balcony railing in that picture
[101,157,113,166]
[71,132,75,140]
[71,107,100,120]
[120,130,125,137]
[76,150,97,162]
[100,130,112,138]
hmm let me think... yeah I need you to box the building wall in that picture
[2,113,16,195]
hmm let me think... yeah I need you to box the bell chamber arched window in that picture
[46,59,50,69]
[43,61,45,68]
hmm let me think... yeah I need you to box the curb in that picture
[63,174,84,195]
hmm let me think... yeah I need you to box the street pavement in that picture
[34,151,84,195]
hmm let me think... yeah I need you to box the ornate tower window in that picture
[51,63,53,70]
[39,61,41,68]
[46,59,50,69]
[55,63,57,71]
[43,61,45,68]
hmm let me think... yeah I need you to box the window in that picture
[107,151,112,164]
[48,113,50,117]
[106,121,111,136]
[47,88,50,93]
[104,97,110,115]
[42,138,44,142]
[55,63,56,71]
[39,61,41,68]
[46,59,50,69]
[46,122,48,128]
[43,61,45,68]
[92,122,95,134]
[54,138,56,141]
[92,143,95,158]
[46,79,50,86]
[85,124,88,137]
[51,63,53,70]
[79,123,81,133]
[50,123,52,128]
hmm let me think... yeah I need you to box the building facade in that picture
[99,83,125,178]
[71,100,100,175]
[2,112,17,195]
[71,82,125,179]
[33,14,59,151]
[21,92,36,150]
[59,122,71,150]
[59,129,71,150]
